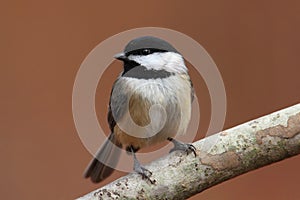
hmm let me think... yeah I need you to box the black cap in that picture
[123,36,179,54]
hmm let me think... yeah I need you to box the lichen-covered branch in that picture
[78,104,300,200]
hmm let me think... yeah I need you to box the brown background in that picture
[2,0,300,199]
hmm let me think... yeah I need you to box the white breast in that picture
[112,75,192,144]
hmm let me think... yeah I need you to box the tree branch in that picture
[78,103,300,200]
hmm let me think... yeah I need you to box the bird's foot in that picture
[133,152,156,184]
[168,137,197,157]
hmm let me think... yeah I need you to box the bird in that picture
[84,36,196,183]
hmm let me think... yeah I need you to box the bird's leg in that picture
[130,146,155,184]
[168,137,197,157]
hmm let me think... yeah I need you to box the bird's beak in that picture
[114,52,128,61]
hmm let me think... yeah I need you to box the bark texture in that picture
[78,103,300,200]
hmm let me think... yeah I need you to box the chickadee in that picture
[84,36,196,183]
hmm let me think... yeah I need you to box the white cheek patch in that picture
[128,52,188,74]
[128,53,164,70]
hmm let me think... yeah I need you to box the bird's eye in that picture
[141,49,151,55]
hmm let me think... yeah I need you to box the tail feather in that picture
[84,133,122,183]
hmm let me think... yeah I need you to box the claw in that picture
[168,137,197,157]
[131,147,156,184]
[134,163,155,184]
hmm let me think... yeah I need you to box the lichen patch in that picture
[199,151,241,170]
[256,113,300,144]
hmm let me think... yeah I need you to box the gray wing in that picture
[107,78,128,132]
[189,77,195,103]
